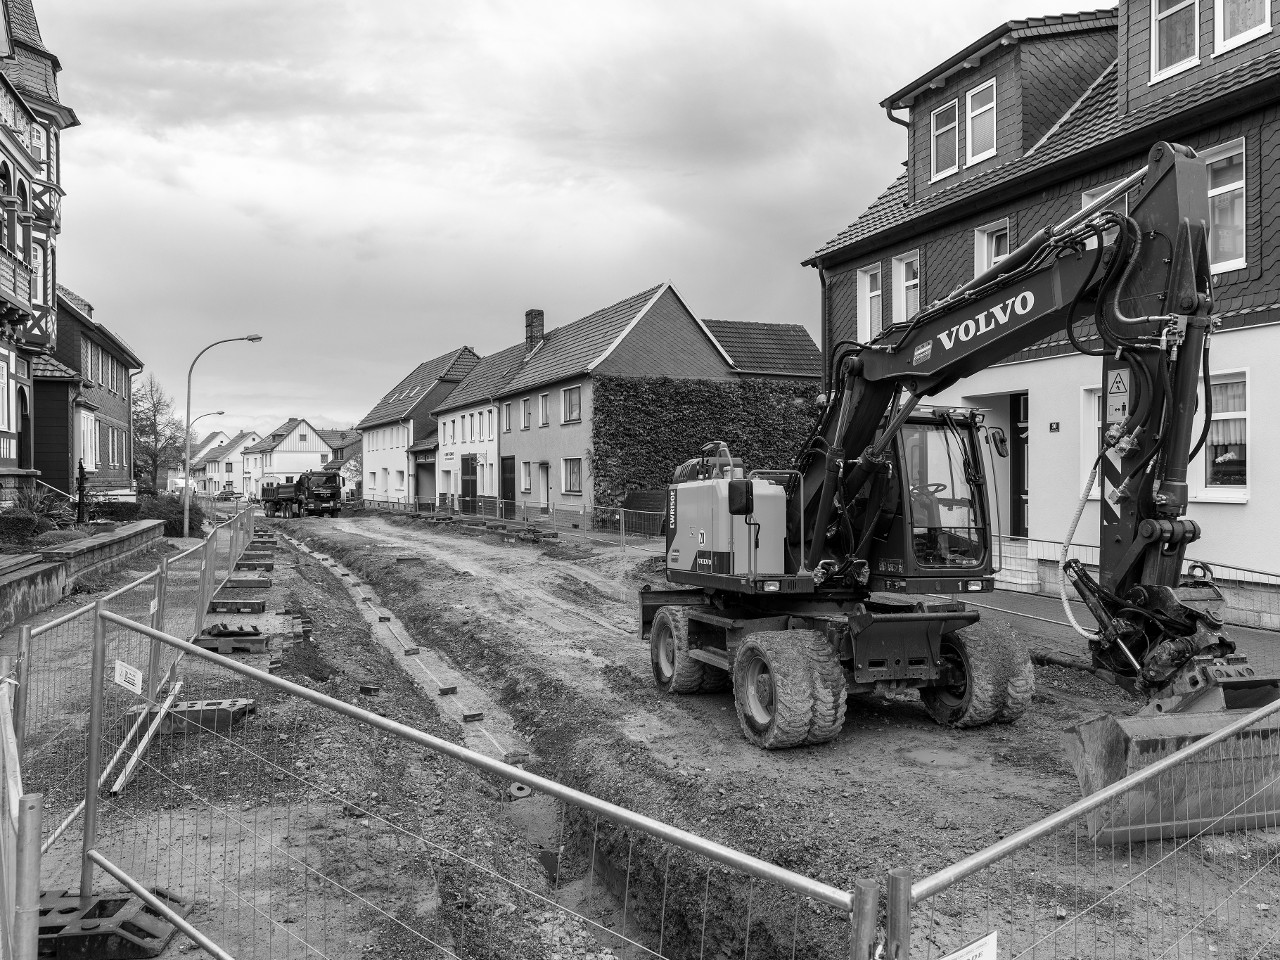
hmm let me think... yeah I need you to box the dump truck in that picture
[638,142,1280,831]
[261,471,344,518]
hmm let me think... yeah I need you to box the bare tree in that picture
[132,372,185,494]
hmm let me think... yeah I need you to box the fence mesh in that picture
[906,712,1280,959]
[75,626,857,959]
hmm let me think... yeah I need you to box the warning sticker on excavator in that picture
[937,931,997,960]
[1106,368,1129,423]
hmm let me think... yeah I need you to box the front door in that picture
[537,462,550,512]
[500,456,515,509]
[461,455,478,513]
[1009,393,1029,538]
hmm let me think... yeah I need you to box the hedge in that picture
[94,501,141,523]
[138,493,206,537]
[590,375,821,508]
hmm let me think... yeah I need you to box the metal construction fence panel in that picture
[70,613,875,959]
[20,507,254,857]
[0,663,41,960]
[889,698,1280,960]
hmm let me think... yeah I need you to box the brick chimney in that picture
[525,309,545,354]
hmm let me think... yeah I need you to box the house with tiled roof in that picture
[356,347,480,506]
[241,418,335,497]
[699,319,821,380]
[33,286,142,497]
[483,283,737,511]
[0,0,81,498]
[191,430,259,496]
[807,2,1280,570]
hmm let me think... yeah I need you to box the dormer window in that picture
[966,81,996,165]
[1152,0,1198,81]
[1217,0,1270,53]
[930,101,959,181]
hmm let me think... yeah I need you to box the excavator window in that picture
[900,422,984,568]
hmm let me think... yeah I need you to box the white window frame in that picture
[891,251,921,325]
[520,461,531,493]
[77,408,98,473]
[1151,0,1200,83]
[1215,0,1271,54]
[1190,367,1249,502]
[562,457,583,495]
[502,402,511,432]
[1081,179,1131,248]
[538,393,549,427]
[930,100,959,182]
[856,264,882,342]
[966,80,997,165]
[562,385,582,424]
[521,398,531,430]
[1201,137,1247,274]
[973,219,1009,277]
[0,359,8,432]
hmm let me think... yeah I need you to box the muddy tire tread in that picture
[733,631,815,750]
[651,607,706,695]
[996,638,1035,723]
[921,631,1003,728]
[804,630,847,744]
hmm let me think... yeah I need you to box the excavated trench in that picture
[281,519,852,959]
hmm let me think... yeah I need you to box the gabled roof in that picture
[700,319,822,378]
[194,431,259,468]
[357,347,480,430]
[882,8,1117,110]
[433,342,528,415]
[500,284,664,396]
[316,428,359,451]
[1,0,71,119]
[56,285,144,369]
[194,432,224,456]
[243,418,309,455]
[810,47,1280,266]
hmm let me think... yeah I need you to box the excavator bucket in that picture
[1067,705,1280,845]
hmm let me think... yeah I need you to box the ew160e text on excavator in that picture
[637,142,1280,836]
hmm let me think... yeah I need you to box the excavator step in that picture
[39,888,191,958]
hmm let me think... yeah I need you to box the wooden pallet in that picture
[194,633,270,654]
[208,599,267,614]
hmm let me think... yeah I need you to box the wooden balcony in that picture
[31,180,60,227]
[0,247,40,344]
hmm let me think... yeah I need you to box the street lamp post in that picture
[185,409,224,506]
[184,335,262,539]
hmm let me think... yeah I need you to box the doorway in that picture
[537,462,550,512]
[1009,392,1029,538]
[500,456,515,510]
[16,386,29,470]
[461,454,477,514]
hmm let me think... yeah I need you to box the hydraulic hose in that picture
[1060,455,1102,640]
[1064,223,1107,357]
[1188,334,1213,463]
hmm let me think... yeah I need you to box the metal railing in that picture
[886,696,1280,959]
[0,653,40,960]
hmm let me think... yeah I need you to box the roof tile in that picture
[433,342,528,414]
[357,347,480,429]
[700,319,822,377]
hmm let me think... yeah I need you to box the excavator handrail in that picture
[911,693,1280,903]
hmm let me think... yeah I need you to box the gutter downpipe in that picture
[884,105,909,128]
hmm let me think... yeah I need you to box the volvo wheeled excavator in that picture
[638,141,1280,834]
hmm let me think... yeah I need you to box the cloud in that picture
[39,0,1057,428]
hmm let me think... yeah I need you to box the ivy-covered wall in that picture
[590,375,822,507]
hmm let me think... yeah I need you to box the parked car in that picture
[214,490,240,501]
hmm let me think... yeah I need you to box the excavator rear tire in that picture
[995,637,1035,723]
[804,630,847,744]
[920,631,1002,728]
[650,606,709,694]
[732,631,815,749]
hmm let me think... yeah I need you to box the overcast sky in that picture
[41,0,1065,437]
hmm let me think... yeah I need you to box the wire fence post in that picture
[886,867,911,959]
[619,508,626,554]
[850,878,879,959]
[13,793,42,960]
[147,556,167,700]
[13,625,29,754]
[79,600,107,910]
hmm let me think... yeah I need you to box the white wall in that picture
[436,402,499,502]
[361,421,412,502]
[930,323,1275,571]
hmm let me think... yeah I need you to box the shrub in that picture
[137,493,205,538]
[0,509,39,543]
[94,501,141,522]
[33,529,88,548]
[9,484,74,530]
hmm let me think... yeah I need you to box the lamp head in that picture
[245,334,263,343]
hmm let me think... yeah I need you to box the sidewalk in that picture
[972,587,1280,677]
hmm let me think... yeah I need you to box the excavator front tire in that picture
[920,631,1002,728]
[732,632,815,749]
[650,606,715,694]
[996,636,1035,723]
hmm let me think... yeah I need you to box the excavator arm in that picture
[795,141,1267,710]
